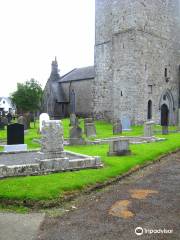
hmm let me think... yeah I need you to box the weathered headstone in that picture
[17,116,28,130]
[121,116,131,131]
[162,126,169,135]
[7,123,24,145]
[70,89,76,114]
[113,119,122,134]
[6,112,12,123]
[41,120,65,158]
[178,109,180,129]
[2,117,8,126]
[108,139,131,156]
[144,121,154,137]
[39,113,50,132]
[70,113,77,126]
[0,118,5,130]
[69,125,85,145]
[84,118,96,137]
[23,112,31,129]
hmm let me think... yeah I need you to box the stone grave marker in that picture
[121,116,131,131]
[39,113,50,132]
[69,125,85,145]
[2,117,8,126]
[0,118,5,130]
[17,116,28,130]
[113,119,122,134]
[162,126,169,135]
[70,113,77,126]
[84,118,96,137]
[41,120,65,159]
[108,139,131,156]
[144,121,154,137]
[4,123,27,152]
[6,112,12,123]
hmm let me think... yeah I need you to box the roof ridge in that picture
[60,68,77,80]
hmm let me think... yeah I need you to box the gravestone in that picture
[69,125,85,145]
[39,113,50,132]
[17,116,28,130]
[41,120,65,158]
[108,139,131,156]
[70,89,76,114]
[178,109,180,129]
[121,116,131,131]
[2,117,8,126]
[0,118,5,130]
[70,113,77,126]
[84,118,96,137]
[113,119,122,134]
[144,121,154,137]
[7,123,24,145]
[162,126,169,135]
[161,105,169,135]
[6,112,12,123]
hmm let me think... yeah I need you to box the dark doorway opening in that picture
[161,104,169,126]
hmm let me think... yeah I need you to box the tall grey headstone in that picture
[121,116,131,131]
[113,119,122,134]
[84,118,96,137]
[162,126,169,135]
[144,121,154,137]
[41,120,65,158]
[69,125,85,145]
[70,113,77,126]
[70,89,76,114]
[17,116,28,130]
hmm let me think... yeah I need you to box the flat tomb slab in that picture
[0,150,102,178]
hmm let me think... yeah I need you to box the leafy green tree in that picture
[11,79,43,127]
[11,79,43,113]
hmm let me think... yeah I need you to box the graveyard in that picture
[0,117,180,209]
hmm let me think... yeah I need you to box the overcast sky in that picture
[0,0,95,96]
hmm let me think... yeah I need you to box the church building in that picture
[43,0,180,125]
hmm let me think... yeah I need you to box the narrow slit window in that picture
[147,100,152,120]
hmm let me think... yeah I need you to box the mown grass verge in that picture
[0,130,179,208]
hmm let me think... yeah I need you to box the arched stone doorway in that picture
[159,89,175,125]
[161,104,169,126]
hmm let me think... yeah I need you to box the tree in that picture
[11,79,43,127]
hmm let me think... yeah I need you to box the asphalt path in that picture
[38,151,180,240]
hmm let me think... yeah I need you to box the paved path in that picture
[0,213,45,240]
[38,151,180,240]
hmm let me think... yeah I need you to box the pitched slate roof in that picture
[59,66,95,83]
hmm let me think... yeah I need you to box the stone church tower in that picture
[93,0,180,125]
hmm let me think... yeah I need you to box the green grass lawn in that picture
[0,119,142,150]
[0,119,179,205]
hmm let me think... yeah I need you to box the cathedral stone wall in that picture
[94,0,180,124]
[93,0,113,121]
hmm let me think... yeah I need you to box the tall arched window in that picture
[147,100,152,120]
